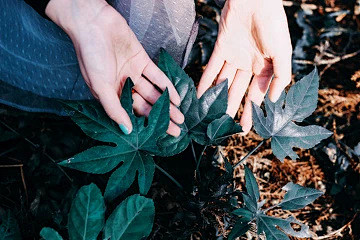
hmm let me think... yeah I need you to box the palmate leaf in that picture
[40,227,64,240]
[0,210,21,240]
[230,167,322,240]
[278,182,324,210]
[252,68,332,161]
[157,49,242,156]
[104,194,155,240]
[68,183,105,240]
[59,78,170,200]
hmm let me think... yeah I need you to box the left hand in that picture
[197,0,292,133]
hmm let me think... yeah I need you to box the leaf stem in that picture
[0,120,73,182]
[155,164,184,190]
[190,141,197,165]
[195,145,207,180]
[234,139,266,168]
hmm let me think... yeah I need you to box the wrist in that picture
[45,0,109,36]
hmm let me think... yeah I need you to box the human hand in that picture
[45,0,184,136]
[197,0,292,133]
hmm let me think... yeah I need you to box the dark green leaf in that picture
[0,210,21,240]
[207,114,242,145]
[68,183,105,240]
[278,182,323,210]
[104,194,155,240]
[228,220,251,240]
[252,68,332,161]
[257,214,310,239]
[244,166,260,202]
[257,214,289,240]
[157,49,241,156]
[40,227,63,240]
[242,193,257,213]
[59,79,170,197]
[232,208,254,222]
[104,153,154,201]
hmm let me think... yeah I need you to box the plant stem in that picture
[234,139,266,168]
[195,145,207,180]
[0,120,73,182]
[155,164,184,190]
[190,141,197,165]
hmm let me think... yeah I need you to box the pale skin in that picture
[45,0,292,136]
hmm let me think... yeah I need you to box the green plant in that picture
[40,183,155,240]
[47,50,331,239]
[228,166,323,240]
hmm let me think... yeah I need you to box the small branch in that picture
[234,139,266,168]
[155,164,184,190]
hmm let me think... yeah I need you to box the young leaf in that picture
[207,114,242,145]
[244,166,260,202]
[257,214,310,240]
[0,210,21,240]
[157,49,242,156]
[228,221,251,240]
[252,68,332,161]
[59,79,170,198]
[104,194,155,240]
[40,228,64,240]
[278,182,324,210]
[68,183,105,240]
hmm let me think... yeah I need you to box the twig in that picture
[0,119,73,182]
[234,140,266,168]
[293,50,360,66]
[0,147,17,158]
[282,0,341,12]
[312,212,358,239]
[155,164,184,190]
[19,166,28,203]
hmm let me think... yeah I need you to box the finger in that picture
[268,45,292,102]
[226,70,253,117]
[197,46,224,98]
[216,61,238,87]
[132,93,181,137]
[134,77,184,124]
[96,85,133,135]
[240,61,273,134]
[143,60,181,106]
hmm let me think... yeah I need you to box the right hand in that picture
[45,0,184,136]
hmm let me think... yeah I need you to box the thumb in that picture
[96,85,133,135]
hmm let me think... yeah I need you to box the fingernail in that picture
[119,124,130,135]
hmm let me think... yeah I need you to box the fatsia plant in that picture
[157,49,242,156]
[40,183,155,240]
[58,49,242,200]
[229,166,323,240]
[252,68,332,161]
[58,79,170,201]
